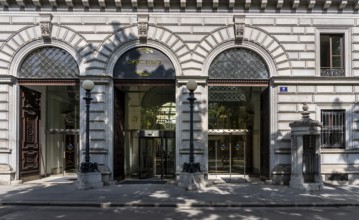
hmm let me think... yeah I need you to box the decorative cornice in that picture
[289,103,322,128]
[2,0,359,13]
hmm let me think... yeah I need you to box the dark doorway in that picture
[19,86,41,182]
[114,88,126,180]
[260,87,270,179]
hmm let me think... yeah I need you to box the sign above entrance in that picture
[114,47,175,79]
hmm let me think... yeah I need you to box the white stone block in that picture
[335,86,353,93]
[353,44,359,52]
[276,69,291,76]
[306,61,315,68]
[314,94,355,103]
[299,52,315,60]
[0,121,8,129]
[282,43,305,51]
[82,16,106,24]
[59,17,82,24]
[313,19,354,26]
[0,16,10,23]
[12,16,35,24]
[278,95,312,103]
[287,52,299,60]
[276,18,298,26]
[263,26,293,34]
[275,35,298,43]
[77,172,103,190]
[278,104,297,112]
[306,43,315,51]
[298,85,316,93]
[251,18,275,25]
[299,35,315,44]
[181,17,203,25]
[0,130,7,139]
[156,17,180,25]
[192,26,218,34]
[322,154,347,164]
[204,17,227,25]
[291,69,315,76]
[291,61,306,68]
[278,112,309,121]
[317,86,334,93]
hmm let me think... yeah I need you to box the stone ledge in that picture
[76,172,103,190]
[178,172,206,190]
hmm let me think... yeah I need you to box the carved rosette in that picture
[138,22,148,39]
[40,22,52,39]
[137,15,149,40]
[234,24,245,41]
[233,15,245,42]
[39,13,53,40]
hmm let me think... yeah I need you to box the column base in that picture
[76,172,103,190]
[290,175,323,191]
[178,171,205,190]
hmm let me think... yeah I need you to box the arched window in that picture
[113,47,175,79]
[209,48,269,79]
[19,47,79,78]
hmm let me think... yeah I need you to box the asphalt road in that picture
[0,206,358,220]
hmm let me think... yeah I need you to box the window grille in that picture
[209,48,269,79]
[320,34,345,77]
[19,47,79,78]
[321,110,345,148]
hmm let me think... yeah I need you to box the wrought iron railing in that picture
[320,68,345,77]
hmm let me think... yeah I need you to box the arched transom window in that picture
[209,48,269,79]
[19,47,79,78]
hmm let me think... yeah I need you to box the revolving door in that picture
[138,130,175,179]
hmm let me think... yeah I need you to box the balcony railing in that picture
[320,68,345,77]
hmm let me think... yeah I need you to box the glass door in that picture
[139,137,156,179]
[208,130,247,175]
[138,130,175,179]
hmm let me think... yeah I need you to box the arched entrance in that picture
[207,48,270,179]
[18,46,80,181]
[113,47,176,180]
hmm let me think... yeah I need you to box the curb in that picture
[1,201,359,208]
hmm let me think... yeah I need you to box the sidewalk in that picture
[1,174,359,208]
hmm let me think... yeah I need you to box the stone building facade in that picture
[0,0,359,185]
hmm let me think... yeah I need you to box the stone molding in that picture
[1,1,359,13]
[0,25,92,76]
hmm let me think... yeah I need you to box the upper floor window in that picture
[321,110,345,149]
[320,34,344,77]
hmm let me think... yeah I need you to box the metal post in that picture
[84,90,91,164]
[182,80,201,173]
[80,80,98,173]
[188,90,195,164]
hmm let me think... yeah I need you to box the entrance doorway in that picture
[19,84,80,181]
[19,87,41,181]
[208,86,268,176]
[138,130,175,179]
[208,129,248,175]
[114,85,176,180]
